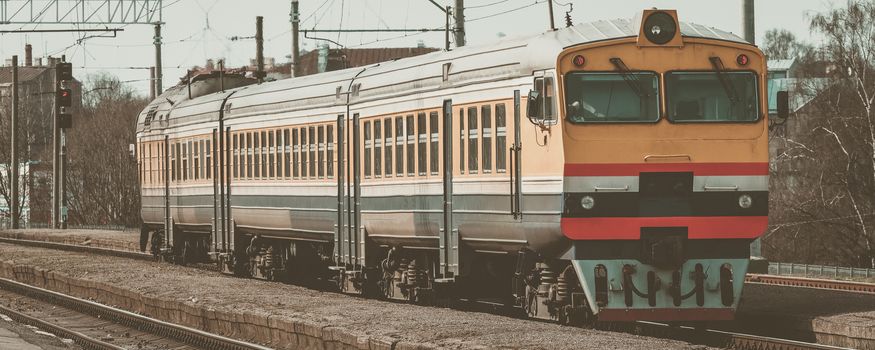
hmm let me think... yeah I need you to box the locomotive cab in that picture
[556,9,769,321]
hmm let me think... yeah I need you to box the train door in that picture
[439,99,459,280]
[337,112,362,269]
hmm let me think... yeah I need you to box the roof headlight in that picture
[643,11,677,45]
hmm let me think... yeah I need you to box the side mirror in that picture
[527,90,542,120]
[776,90,789,119]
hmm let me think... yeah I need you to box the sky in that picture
[0,0,839,96]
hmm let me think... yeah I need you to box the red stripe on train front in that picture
[564,162,769,176]
[561,216,768,240]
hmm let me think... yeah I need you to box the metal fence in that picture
[23,222,130,231]
[769,262,875,279]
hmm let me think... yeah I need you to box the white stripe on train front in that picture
[563,175,768,193]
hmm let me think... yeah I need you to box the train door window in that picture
[467,107,479,173]
[300,128,308,178]
[495,103,507,173]
[189,140,195,181]
[292,128,300,179]
[284,129,291,178]
[206,139,211,180]
[327,125,334,178]
[374,120,382,177]
[268,130,275,179]
[309,126,316,178]
[318,125,325,178]
[395,116,404,177]
[429,111,439,175]
[176,142,182,182]
[417,112,427,176]
[406,115,415,176]
[384,118,393,177]
[233,134,239,179]
[481,105,492,173]
[364,121,372,178]
[147,143,152,184]
[544,75,556,121]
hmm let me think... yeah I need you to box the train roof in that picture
[137,15,750,134]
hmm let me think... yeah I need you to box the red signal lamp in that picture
[736,54,750,66]
[572,55,586,67]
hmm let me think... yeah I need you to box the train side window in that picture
[417,112,427,176]
[292,129,300,179]
[384,118,393,177]
[246,133,253,179]
[318,125,325,178]
[467,107,479,173]
[364,121,372,178]
[233,134,239,179]
[261,131,268,179]
[252,132,259,179]
[309,126,316,178]
[395,116,404,177]
[430,111,439,175]
[176,142,182,182]
[283,129,291,178]
[327,125,334,178]
[374,120,382,177]
[268,130,275,179]
[300,127,308,178]
[495,104,507,173]
[459,108,465,174]
[189,140,195,181]
[206,139,211,180]
[481,105,492,173]
[406,114,415,176]
[197,140,203,181]
[182,141,189,181]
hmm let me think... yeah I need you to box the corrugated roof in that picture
[768,58,797,72]
[293,47,439,76]
[0,66,52,84]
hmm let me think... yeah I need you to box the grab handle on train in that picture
[643,154,692,162]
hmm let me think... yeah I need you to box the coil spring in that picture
[539,264,556,298]
[556,275,569,303]
[395,259,409,283]
[406,259,427,288]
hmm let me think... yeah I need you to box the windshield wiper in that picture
[708,57,740,104]
[609,58,650,98]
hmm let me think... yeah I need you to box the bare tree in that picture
[767,1,875,268]
[66,72,146,227]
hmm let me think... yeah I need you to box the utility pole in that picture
[10,55,20,229]
[454,0,465,47]
[52,60,60,228]
[154,23,163,95]
[742,0,755,44]
[291,0,300,77]
[445,6,451,51]
[256,16,265,83]
[546,0,556,31]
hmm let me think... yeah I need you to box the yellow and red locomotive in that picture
[136,9,774,323]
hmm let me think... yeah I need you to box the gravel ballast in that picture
[0,237,703,350]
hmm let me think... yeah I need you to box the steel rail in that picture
[634,321,850,350]
[0,278,273,350]
[746,273,875,294]
[0,303,126,350]
[0,237,153,261]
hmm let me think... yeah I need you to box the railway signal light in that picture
[57,88,72,107]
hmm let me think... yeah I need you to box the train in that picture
[137,9,781,325]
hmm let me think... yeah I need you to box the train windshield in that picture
[665,71,759,122]
[564,72,660,123]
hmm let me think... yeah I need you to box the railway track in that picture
[0,277,273,350]
[0,235,855,350]
[746,273,875,294]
